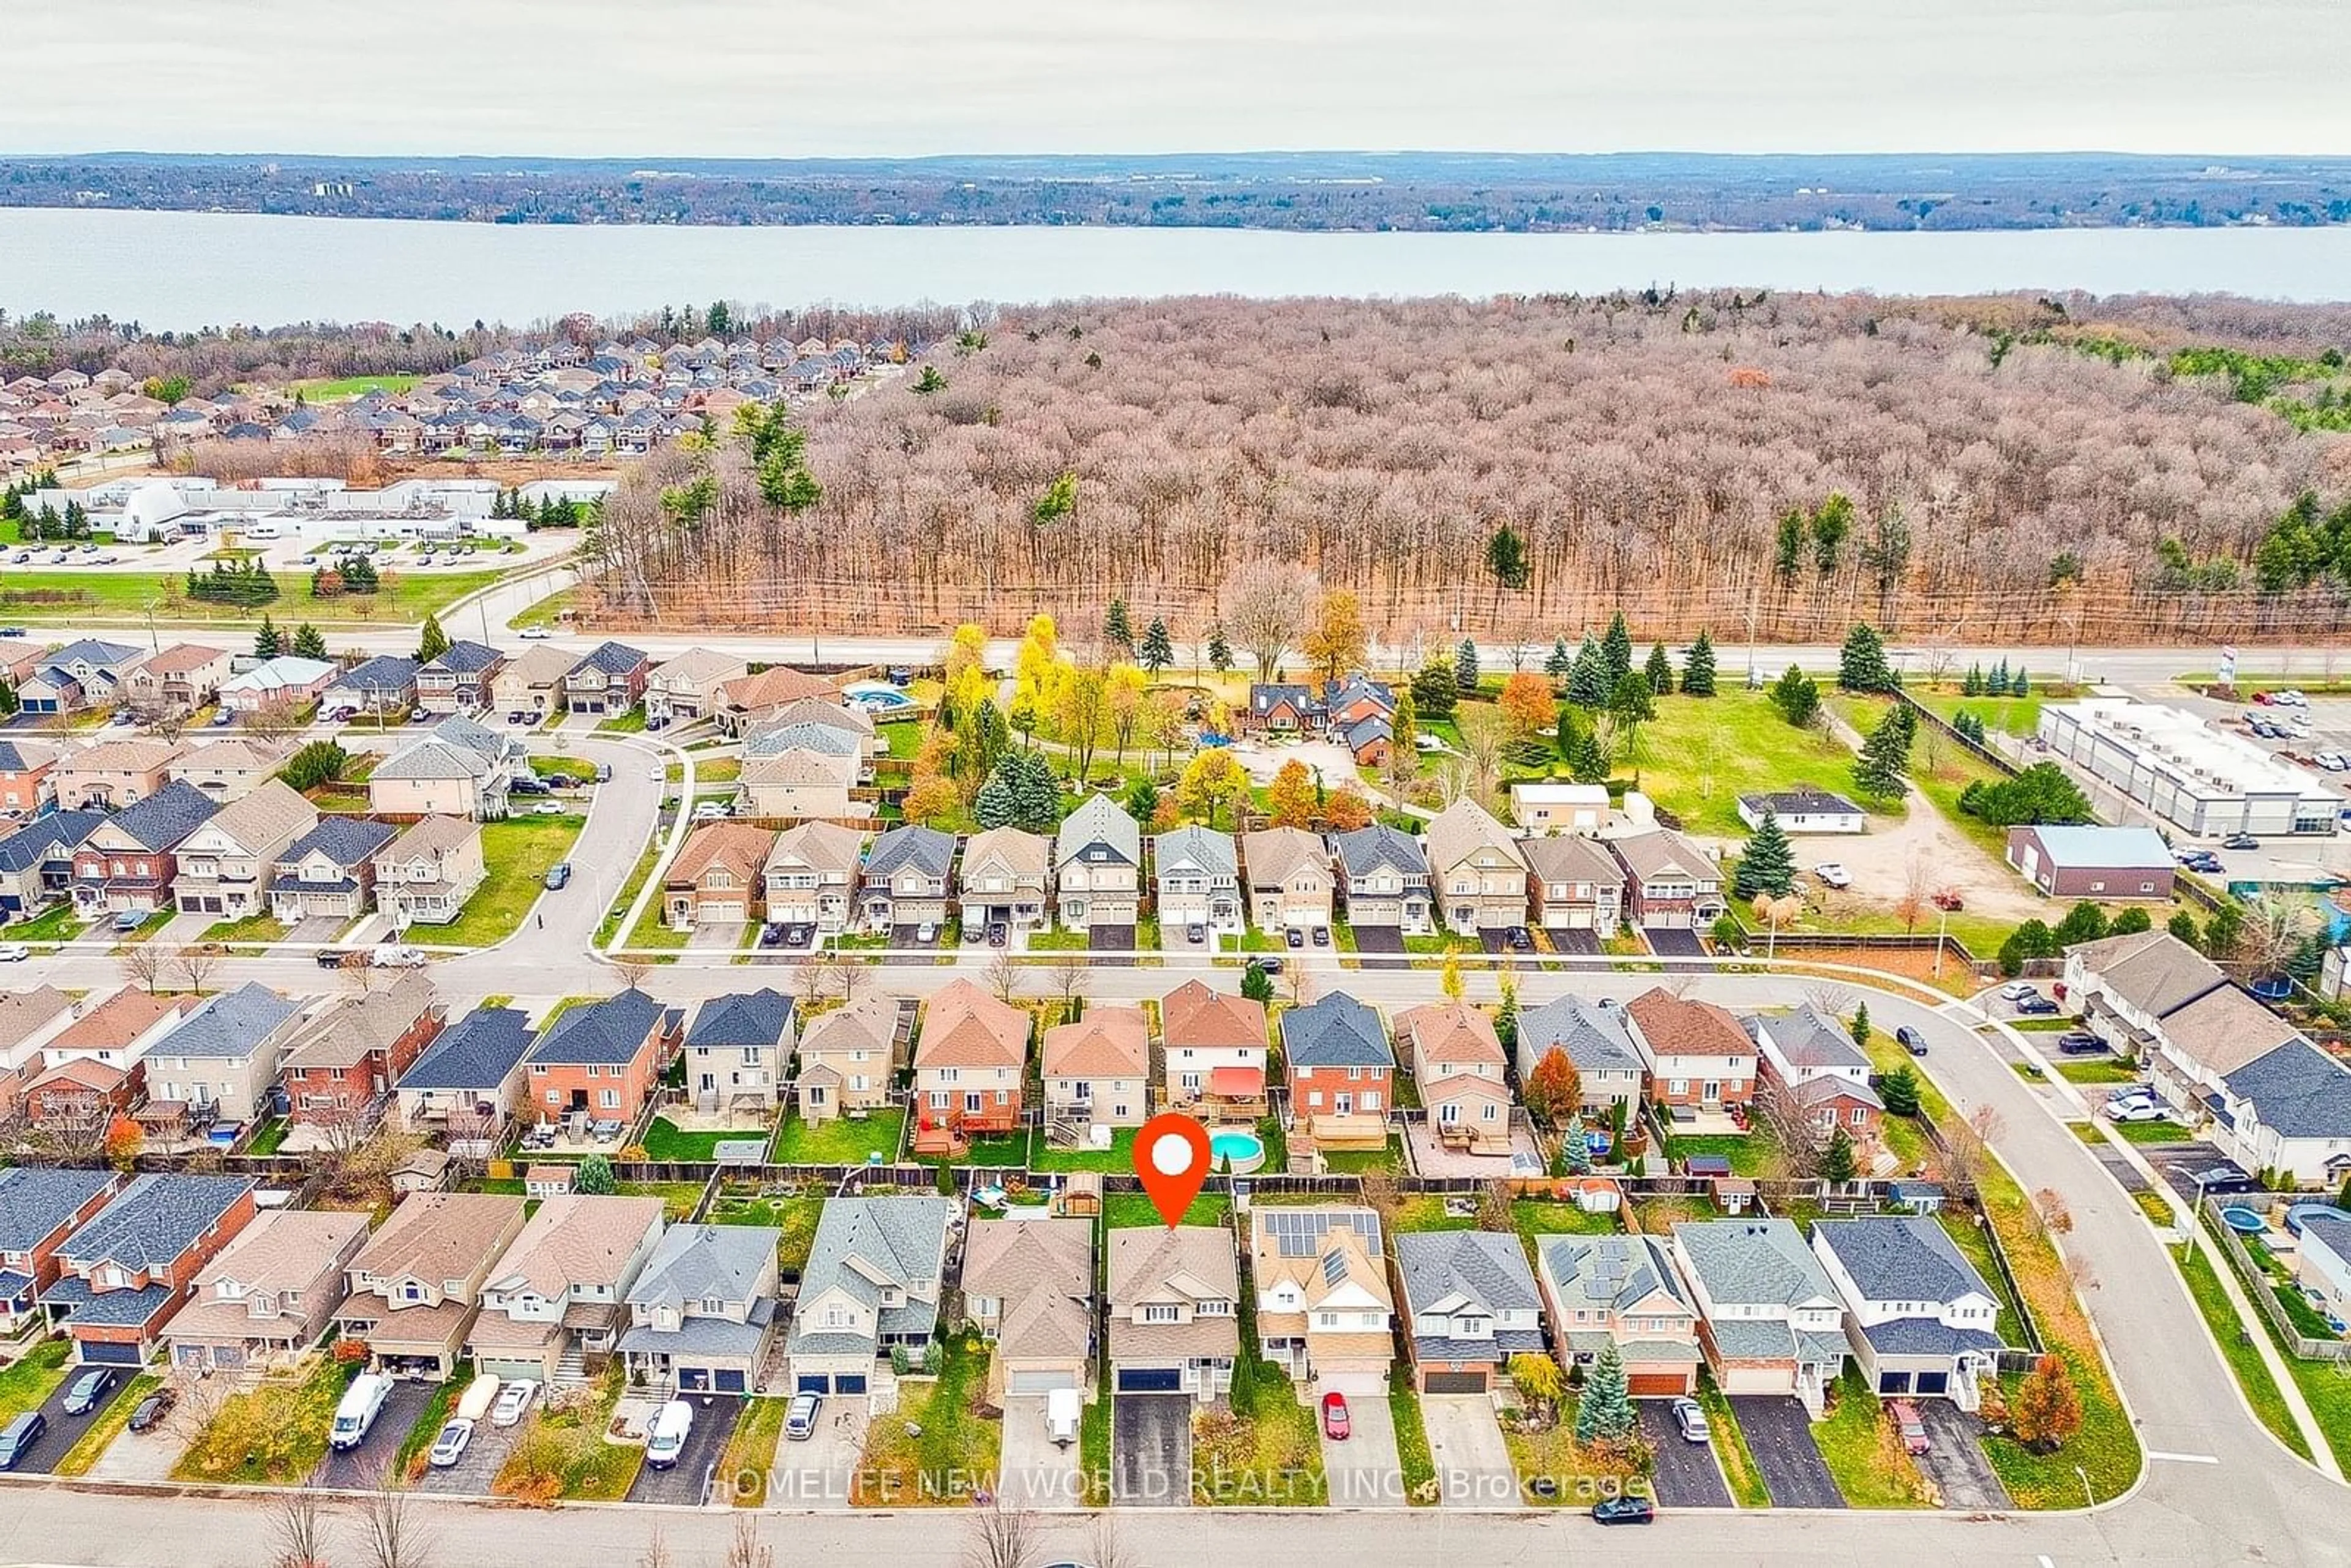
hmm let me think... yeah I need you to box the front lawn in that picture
[1193,1360,1325,1506]
[3,902,86,943]
[2107,1117,2195,1145]
[2170,1237,2310,1461]
[724,1395,790,1507]
[430,812,585,947]
[595,706,648,733]
[200,912,290,945]
[495,1367,640,1502]
[529,754,596,779]
[54,1371,162,1477]
[1812,1370,1930,1507]
[2055,1059,2140,1085]
[853,1335,999,1506]
[0,1338,71,1424]
[1630,691,1883,839]
[1695,1372,1769,1507]
[771,1108,905,1165]
[394,1376,464,1482]
[174,1356,357,1485]
[1389,1378,1438,1505]
[1499,1392,1645,1507]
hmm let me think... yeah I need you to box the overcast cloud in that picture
[6,0,2347,158]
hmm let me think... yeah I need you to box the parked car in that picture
[0,625,24,636]
[2012,994,2060,1016]
[645,1401,694,1469]
[2278,689,2310,707]
[759,923,786,948]
[782,924,812,948]
[490,1381,538,1428]
[915,921,938,943]
[1592,1495,1655,1525]
[1896,1026,1929,1056]
[593,763,612,782]
[518,625,551,639]
[1314,926,1333,947]
[1998,981,2039,1003]
[427,1418,474,1469]
[533,799,564,815]
[210,708,235,726]
[986,922,1009,948]
[1813,861,1853,889]
[784,1391,823,1441]
[544,863,572,891]
[541,773,577,790]
[2222,833,2260,850]
[2189,1163,2257,1195]
[2055,1030,2107,1055]
[2316,752,2350,772]
[1286,927,1305,948]
[509,775,548,795]
[0,1411,46,1471]
[1504,926,1531,951]
[370,943,426,969]
[0,943,29,963]
[1670,1397,1709,1443]
[1253,956,1283,976]
[1186,923,1207,945]
[110,909,146,933]
[315,948,351,969]
[2110,1100,2171,1123]
[1886,1398,1931,1455]
[692,800,729,821]
[330,1373,394,1452]
[127,1387,177,1434]
[1320,1391,1351,1441]
[508,710,533,724]
[61,1367,116,1416]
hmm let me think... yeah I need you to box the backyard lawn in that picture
[1627,691,1883,839]
[1107,1191,1231,1229]
[430,812,585,947]
[1031,1127,1139,1172]
[642,1116,743,1161]
[174,1356,358,1485]
[853,1335,1000,1506]
[771,1108,906,1165]
[708,1191,828,1276]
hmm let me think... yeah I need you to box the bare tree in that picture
[959,1495,1044,1568]
[635,1525,675,1568]
[1043,953,1090,1020]
[120,943,168,994]
[1804,983,1855,1019]
[1281,961,1313,1008]
[2240,891,2316,977]
[172,944,224,996]
[269,1488,329,1568]
[1086,1514,1147,1568]
[2035,1187,2073,1236]
[834,951,864,1002]
[1894,852,1934,936]
[1220,559,1318,683]
[242,697,306,743]
[795,950,841,1011]
[982,949,1022,1005]
[723,1515,774,1568]
[358,1486,431,1568]
[1749,1082,1817,1181]
[613,956,653,993]
[1451,705,1506,806]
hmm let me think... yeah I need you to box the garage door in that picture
[1877,1371,1914,1395]
[1629,1371,1690,1396]
[1316,1370,1388,1397]
[1422,1371,1487,1394]
[716,1370,747,1394]
[1010,1369,1079,1395]
[797,1373,831,1394]
[1565,909,1592,929]
[835,1373,867,1395]
[1914,1370,1948,1395]
[1117,1367,1182,1394]
[77,1340,144,1365]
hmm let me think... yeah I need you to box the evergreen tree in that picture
[2011,667,2031,697]
[1962,663,1983,697]
[1544,637,1573,685]
[1409,660,1458,720]
[1104,598,1134,654]
[1125,776,1160,825]
[2053,901,2110,946]
[575,1154,617,1195]
[291,623,328,661]
[2110,906,2153,936]
[1567,637,1610,710]
[1455,637,1480,694]
[1851,710,1911,804]
[415,612,451,665]
[253,616,280,660]
[1138,617,1174,677]
[1769,664,1820,727]
[974,751,1060,833]
[1565,720,1612,785]
[1733,812,1798,899]
[1485,523,1530,591]
[1390,687,1418,757]
[1879,1064,1922,1118]
[1820,1126,1859,1184]
[2167,909,2204,948]
[1240,962,1275,1005]
[1838,623,1897,692]
[1601,611,1633,687]
[1206,625,1233,675]
[1850,1001,1870,1046]
[1575,1343,1636,1445]
[1644,643,1674,696]
[1989,657,2011,692]
[0,680,15,718]
[1680,629,1717,696]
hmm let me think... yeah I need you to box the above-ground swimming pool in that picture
[1210,1130,1265,1176]
[2221,1206,2268,1235]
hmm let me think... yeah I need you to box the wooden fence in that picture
[2207,1207,2351,1361]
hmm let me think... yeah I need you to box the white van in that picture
[330,1373,394,1452]
[645,1400,694,1469]
[1045,1387,1081,1449]
[244,523,283,541]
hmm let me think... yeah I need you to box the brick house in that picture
[563,641,650,715]
[169,737,295,804]
[45,1174,258,1365]
[122,643,233,718]
[71,781,220,913]
[0,1166,119,1338]
[643,648,748,726]
[0,738,61,817]
[1623,987,1757,1116]
[524,989,679,1129]
[415,640,508,717]
[1395,1229,1545,1394]
[662,821,777,928]
[279,973,444,1134]
[910,979,1030,1155]
[1106,1225,1239,1401]
[1238,826,1334,934]
[169,778,317,918]
[792,992,902,1127]
[1535,1232,1704,1395]
[1746,1002,1881,1146]
[1278,991,1393,1150]
[1609,828,1728,930]
[1159,980,1269,1123]
[1523,835,1626,936]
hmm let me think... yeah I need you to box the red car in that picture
[1321,1391,1351,1440]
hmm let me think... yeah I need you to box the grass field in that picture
[294,373,422,401]
[430,812,585,947]
[852,1335,1000,1505]
[642,1116,746,1161]
[771,1108,905,1165]
[1812,1369,1932,1507]
[2,902,86,943]
[2169,1236,2311,1461]
[724,1396,790,1507]
[1907,685,2047,738]
[708,1191,828,1275]
[201,911,290,945]
[0,1338,70,1425]
[174,1357,356,1485]
[1626,691,1880,838]
[1108,1191,1231,1229]
[0,568,508,626]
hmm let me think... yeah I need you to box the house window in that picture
[1317,1312,1338,1329]
[1851,1106,1867,1125]
[600,1089,619,1109]
[1143,1304,1179,1324]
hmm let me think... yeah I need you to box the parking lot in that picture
[1913,1400,2010,1509]
[9,1365,141,1476]
[1111,1392,1191,1507]
[312,1379,434,1489]
[624,1395,740,1506]
[765,1392,867,1509]
[998,1394,1084,1509]
[1726,1395,1843,1508]
[1637,1400,1732,1507]
[1417,1392,1515,1509]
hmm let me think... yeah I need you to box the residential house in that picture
[682,989,793,1116]
[1250,1205,1392,1393]
[763,820,865,934]
[618,1222,782,1394]
[322,655,422,719]
[169,737,293,803]
[2063,929,2301,1111]
[0,809,103,917]
[1811,1217,2002,1406]
[218,655,336,715]
[714,665,842,734]
[564,640,650,715]
[0,985,77,1123]
[1610,828,1728,929]
[956,826,1052,937]
[2295,1213,2351,1326]
[2208,1038,2351,1187]
[169,779,317,918]
[1624,986,1758,1117]
[1159,979,1269,1123]
[56,737,185,811]
[38,986,196,1076]
[1510,782,1611,836]
[960,1217,1095,1400]
[1735,789,1867,835]
[663,821,777,928]
[1278,991,1393,1149]
[467,1195,667,1384]
[1156,825,1242,936]
[2005,824,2177,901]
[1394,1229,1546,1393]
[744,698,880,767]
[1395,1001,1513,1155]
[1239,826,1334,934]
[0,1166,118,1339]
[17,638,144,716]
[1056,794,1142,933]
[489,643,578,717]
[1041,1005,1151,1135]
[279,973,443,1135]
[910,980,1030,1155]
[161,1210,369,1373]
[1535,1232,1703,1395]
[70,781,219,913]
[1747,1003,1882,1146]
[46,1173,257,1365]
[1423,800,1531,936]
[737,745,868,822]
[269,816,398,921]
[334,1191,529,1378]
[0,738,60,817]
[855,824,955,933]
[141,981,308,1131]
[792,992,902,1127]
[368,716,522,820]
[391,1004,536,1152]
[405,643,500,720]
[122,643,234,718]
[1671,1218,1849,1415]
[1523,835,1627,936]
[644,648,749,725]
[373,816,487,926]
[785,1196,954,1398]
[1106,1225,1238,1401]
[19,1055,144,1139]
[525,988,678,1129]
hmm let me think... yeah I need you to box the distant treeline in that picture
[8,150,2351,233]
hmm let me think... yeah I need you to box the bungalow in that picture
[1748,1003,1881,1146]
[1735,789,1867,835]
[18,638,144,716]
[664,821,777,928]
[1159,979,1270,1123]
[763,819,864,934]
[1509,782,1610,836]
[334,1191,529,1379]
[713,664,841,735]
[1523,835,1626,936]
[269,816,398,921]
[1330,819,1433,933]
[1106,1225,1238,1401]
[619,1222,782,1395]
[391,1004,536,1152]
[415,641,508,718]
[1535,1232,1704,1395]
[909,979,1030,1155]
[1672,1218,1848,1416]
[369,716,522,820]
[1811,1217,2002,1406]
[1041,1005,1151,1135]
[122,643,234,718]
[2004,823,2176,902]
[170,778,317,918]
[956,826,1052,937]
[1423,800,1530,936]
[1280,991,1393,1150]
[279,973,443,1135]
[1395,1001,1513,1155]
[525,988,677,1129]
[0,738,60,817]
[0,809,105,917]
[321,655,422,720]
[161,1210,369,1374]
[467,1195,667,1384]
[1239,826,1334,934]
[1610,828,1728,929]
[856,824,955,934]
[792,992,902,1127]
[219,655,336,715]
[1395,1229,1546,1394]
[1624,986,1757,1117]
[1155,825,1242,936]
[56,737,185,811]
[737,745,867,823]
[643,648,749,726]
[786,1196,954,1399]
[961,1217,1095,1401]
[47,1173,257,1365]
[489,643,578,717]
[169,737,294,804]
[564,640,650,715]
[373,816,487,926]
[0,1166,118,1340]
[1250,1205,1392,1394]
[141,981,309,1131]
[682,989,793,1116]
[1056,794,1141,934]
[71,781,219,914]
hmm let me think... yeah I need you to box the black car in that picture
[2222,833,2260,851]
[542,773,577,790]
[2055,1030,2107,1056]
[0,1411,45,1470]
[508,775,549,795]
[1896,1025,1928,1056]
[1286,927,1305,949]
[508,710,531,724]
[986,923,1009,948]
[2190,1163,2257,1195]
[1592,1495,1655,1525]
[1311,926,1331,947]
[61,1367,116,1416]
[2012,994,2061,1016]
[1505,926,1533,951]
[315,949,350,969]
[0,626,24,638]
[127,1387,176,1434]
[1252,956,1283,976]
[759,923,786,948]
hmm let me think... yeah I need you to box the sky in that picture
[7,0,2349,159]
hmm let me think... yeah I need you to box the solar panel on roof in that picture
[1321,1249,1347,1286]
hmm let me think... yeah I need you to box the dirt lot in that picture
[1802,788,2044,926]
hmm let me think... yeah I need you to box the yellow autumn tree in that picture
[1267,759,1319,828]
[901,773,961,825]
[1014,613,1060,708]
[1300,588,1368,685]
[1175,746,1250,829]
[1498,670,1555,738]
[1106,664,1150,770]
[945,621,989,689]
[1439,950,1464,999]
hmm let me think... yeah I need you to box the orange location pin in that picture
[1134,1112,1212,1228]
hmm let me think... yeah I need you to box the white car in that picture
[1998,980,2040,1003]
[1812,862,1852,890]
[519,626,552,639]
[369,943,427,969]
[2315,752,2350,772]
[1670,1397,1710,1443]
[490,1379,538,1428]
[692,801,729,820]
[427,1418,474,1469]
[2110,1100,2170,1123]
[0,942,30,962]
[2277,689,2309,707]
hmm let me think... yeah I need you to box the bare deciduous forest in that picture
[583,290,2351,645]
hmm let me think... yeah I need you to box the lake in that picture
[6,207,2351,326]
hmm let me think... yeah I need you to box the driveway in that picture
[999,1394,1084,1509]
[1638,1400,1733,1507]
[285,913,348,944]
[1319,1386,1401,1507]
[86,1389,194,1484]
[11,1367,140,1476]
[765,1392,867,1510]
[413,1409,525,1497]
[1087,924,1136,966]
[1643,926,1709,959]
[1727,1396,1844,1508]
[312,1379,433,1489]
[1545,926,1600,955]
[686,920,741,951]
[1349,923,1407,970]
[1913,1400,2009,1510]
[1417,1392,1515,1509]
[152,909,214,945]
[887,923,940,950]
[1111,1392,1191,1507]
[624,1394,740,1506]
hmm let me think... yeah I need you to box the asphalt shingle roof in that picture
[788,1196,953,1353]
[280,815,399,869]
[0,1166,114,1255]
[1396,1229,1542,1318]
[1278,991,1394,1070]
[1156,825,1237,877]
[2223,1038,2351,1139]
[56,1172,252,1274]
[398,1005,536,1092]
[104,781,220,850]
[0,809,106,872]
[1517,995,1645,1076]
[1673,1218,1839,1308]
[1056,793,1140,869]
[863,825,955,880]
[1329,824,1426,879]
[151,982,301,1061]
[628,1223,777,1310]
[424,640,504,675]
[571,640,647,678]
[528,989,664,1067]
[334,655,421,692]
[686,989,794,1051]
[1812,1216,1994,1305]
